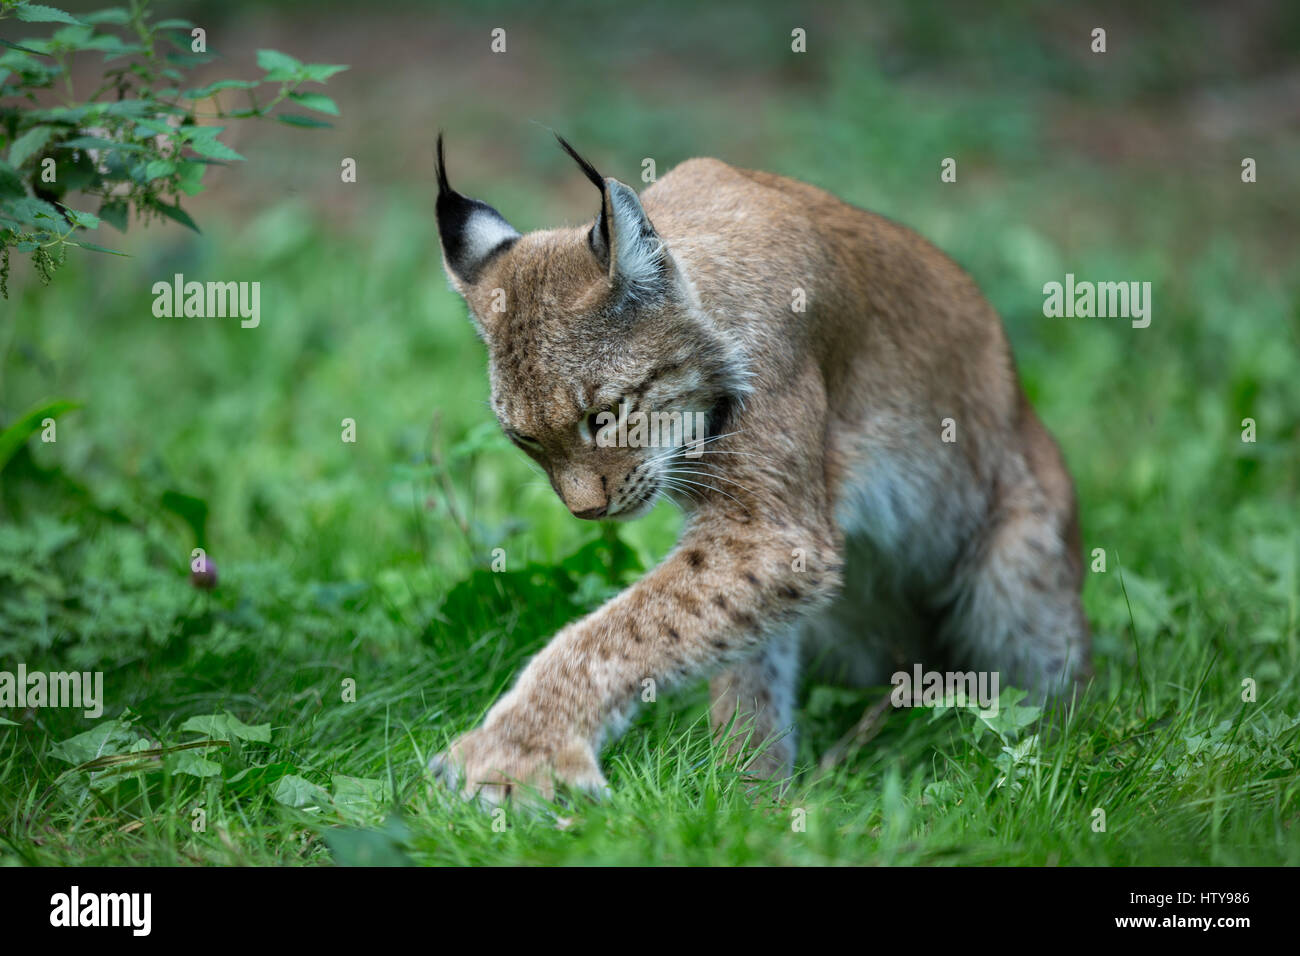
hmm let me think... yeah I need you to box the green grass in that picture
[2,0,1299,865]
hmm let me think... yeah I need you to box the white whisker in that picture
[656,472,750,514]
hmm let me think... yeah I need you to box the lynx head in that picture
[435,133,749,520]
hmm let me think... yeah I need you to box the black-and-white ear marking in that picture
[435,133,520,286]
[555,133,667,297]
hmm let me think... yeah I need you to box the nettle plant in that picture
[0,0,346,296]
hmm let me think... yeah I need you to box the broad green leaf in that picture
[273,774,331,809]
[176,160,205,196]
[331,775,389,822]
[275,113,331,129]
[170,751,222,778]
[325,815,413,866]
[179,712,271,743]
[287,91,338,115]
[142,159,176,181]
[49,720,140,765]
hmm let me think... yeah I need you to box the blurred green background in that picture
[1,0,1298,864]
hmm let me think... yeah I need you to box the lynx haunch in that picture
[430,133,1089,804]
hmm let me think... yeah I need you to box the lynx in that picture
[430,134,1089,804]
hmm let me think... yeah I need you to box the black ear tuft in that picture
[435,133,521,286]
[435,131,452,196]
[554,132,605,193]
[554,133,611,265]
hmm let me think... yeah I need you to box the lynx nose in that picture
[555,469,609,519]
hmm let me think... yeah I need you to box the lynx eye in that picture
[581,403,620,445]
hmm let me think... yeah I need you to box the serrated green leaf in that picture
[16,4,84,26]
[256,48,302,79]
[183,127,243,161]
[8,125,56,167]
[1,195,61,228]
[150,199,200,233]
[301,63,348,83]
[61,205,98,229]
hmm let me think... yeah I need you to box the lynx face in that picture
[435,135,748,520]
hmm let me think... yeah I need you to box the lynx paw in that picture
[429,725,608,808]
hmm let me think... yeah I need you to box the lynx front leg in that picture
[432,517,840,806]
[709,628,801,781]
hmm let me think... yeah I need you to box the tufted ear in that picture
[435,133,520,290]
[555,134,668,299]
